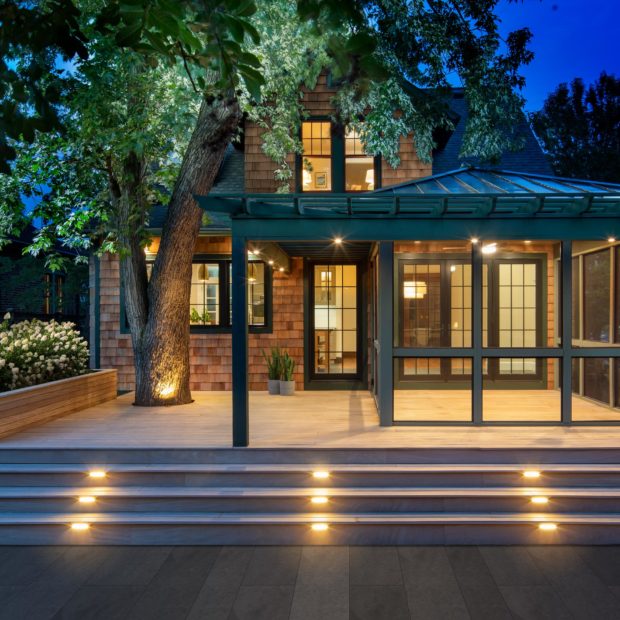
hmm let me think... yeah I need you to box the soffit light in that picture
[333,237,343,245]
[481,243,497,255]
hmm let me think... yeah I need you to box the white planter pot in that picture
[279,380,295,396]
[267,379,280,395]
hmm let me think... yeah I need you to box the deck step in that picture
[4,485,620,498]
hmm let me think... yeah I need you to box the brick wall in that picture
[244,72,431,193]
[95,238,304,392]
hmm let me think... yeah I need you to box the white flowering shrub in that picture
[0,319,89,392]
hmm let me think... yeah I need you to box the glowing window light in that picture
[403,281,427,299]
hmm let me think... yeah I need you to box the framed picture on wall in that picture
[315,172,327,187]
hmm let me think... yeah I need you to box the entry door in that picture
[310,263,362,380]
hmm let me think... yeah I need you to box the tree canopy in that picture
[531,72,620,182]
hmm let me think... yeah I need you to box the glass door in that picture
[310,263,361,380]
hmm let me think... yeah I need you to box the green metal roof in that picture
[196,168,620,220]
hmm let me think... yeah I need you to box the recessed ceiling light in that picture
[268,260,274,265]
[279,267,284,272]
[334,237,343,244]
[524,240,532,244]
[481,243,497,255]
[470,237,479,244]
[608,237,616,243]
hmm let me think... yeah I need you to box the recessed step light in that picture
[311,496,329,505]
[523,470,541,479]
[539,523,557,531]
[311,522,329,531]
[70,523,90,531]
[78,496,96,504]
[312,471,330,479]
[531,496,549,504]
[88,470,106,479]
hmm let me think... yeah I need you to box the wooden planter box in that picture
[0,369,117,439]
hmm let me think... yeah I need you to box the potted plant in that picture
[261,346,282,394]
[279,351,296,396]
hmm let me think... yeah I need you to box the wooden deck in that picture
[2,390,620,449]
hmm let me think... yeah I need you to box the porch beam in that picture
[230,217,620,242]
[393,347,565,358]
[561,240,573,424]
[231,235,249,447]
[377,241,394,426]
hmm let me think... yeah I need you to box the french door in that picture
[398,255,544,385]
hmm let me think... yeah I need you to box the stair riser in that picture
[1,523,620,545]
[2,496,620,514]
[3,448,620,465]
[1,472,620,487]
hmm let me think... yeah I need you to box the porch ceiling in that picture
[277,241,373,260]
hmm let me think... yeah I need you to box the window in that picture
[299,121,380,192]
[345,127,375,191]
[139,258,270,332]
[43,274,64,314]
[301,121,331,192]
[583,249,610,342]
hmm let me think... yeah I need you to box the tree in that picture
[531,73,620,182]
[1,0,535,406]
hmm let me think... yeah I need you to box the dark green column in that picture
[561,240,573,424]
[377,241,394,426]
[472,241,483,424]
[232,235,249,446]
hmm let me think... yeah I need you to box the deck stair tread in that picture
[2,511,620,525]
[3,486,620,498]
[3,463,620,473]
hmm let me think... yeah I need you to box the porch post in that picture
[377,241,394,426]
[231,234,249,446]
[472,241,483,424]
[561,240,573,424]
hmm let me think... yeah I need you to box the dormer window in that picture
[299,120,380,193]
[345,127,375,191]
[301,121,332,191]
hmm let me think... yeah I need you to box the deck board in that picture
[2,390,620,449]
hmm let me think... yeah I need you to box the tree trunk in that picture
[132,95,242,406]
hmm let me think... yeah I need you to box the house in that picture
[1,224,89,337]
[90,75,620,445]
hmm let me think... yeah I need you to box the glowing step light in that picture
[311,496,329,505]
[88,470,107,479]
[78,496,96,504]
[539,523,557,531]
[70,523,90,531]
[523,470,541,479]
[530,496,549,505]
[312,470,330,480]
[311,523,329,532]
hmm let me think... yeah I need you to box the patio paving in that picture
[0,544,619,619]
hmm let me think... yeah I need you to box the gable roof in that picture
[374,167,620,196]
[432,90,552,175]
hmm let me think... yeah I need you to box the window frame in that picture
[120,254,272,335]
[296,118,381,194]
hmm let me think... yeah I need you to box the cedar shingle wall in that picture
[245,73,431,193]
[96,240,304,392]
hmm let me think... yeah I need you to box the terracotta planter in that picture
[279,380,295,396]
[267,379,280,395]
[0,369,117,439]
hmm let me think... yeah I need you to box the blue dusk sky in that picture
[495,0,620,111]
